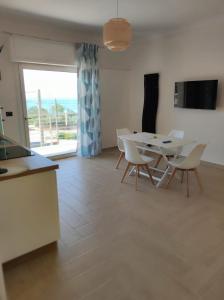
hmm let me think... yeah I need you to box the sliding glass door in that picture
[21,65,77,157]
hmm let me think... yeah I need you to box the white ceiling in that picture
[0,0,224,35]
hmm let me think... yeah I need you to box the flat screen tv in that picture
[174,80,218,110]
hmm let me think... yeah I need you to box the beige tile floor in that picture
[4,149,224,300]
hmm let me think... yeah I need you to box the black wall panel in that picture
[142,73,159,133]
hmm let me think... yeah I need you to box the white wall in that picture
[1,11,224,164]
[10,35,76,66]
[0,40,24,143]
[101,69,130,148]
[0,12,131,148]
[128,17,224,165]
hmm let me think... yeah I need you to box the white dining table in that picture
[119,132,195,188]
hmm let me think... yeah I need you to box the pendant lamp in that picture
[103,0,132,51]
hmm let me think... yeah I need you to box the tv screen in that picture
[174,80,218,110]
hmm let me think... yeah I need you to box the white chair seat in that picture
[129,154,154,165]
[168,155,201,170]
[168,157,185,168]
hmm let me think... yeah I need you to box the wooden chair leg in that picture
[116,152,124,169]
[135,165,138,191]
[166,168,177,189]
[194,169,203,192]
[121,162,130,183]
[186,170,190,197]
[145,164,155,185]
[137,165,140,177]
[181,171,184,184]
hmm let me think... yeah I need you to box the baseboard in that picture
[200,160,224,170]
[178,154,224,170]
[102,146,117,152]
[49,152,76,161]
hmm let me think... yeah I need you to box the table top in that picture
[119,132,195,149]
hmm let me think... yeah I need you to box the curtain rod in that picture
[0,31,105,49]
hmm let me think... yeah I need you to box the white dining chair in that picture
[116,128,131,169]
[121,139,155,190]
[155,129,185,165]
[168,129,185,139]
[166,144,206,197]
[165,129,185,155]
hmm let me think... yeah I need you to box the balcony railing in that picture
[26,90,77,155]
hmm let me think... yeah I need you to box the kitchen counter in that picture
[0,135,60,264]
[0,152,58,181]
[0,135,58,181]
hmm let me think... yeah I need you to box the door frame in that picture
[19,63,77,156]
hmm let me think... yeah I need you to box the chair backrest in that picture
[168,130,185,156]
[116,128,131,152]
[123,139,144,165]
[168,129,185,139]
[181,144,207,169]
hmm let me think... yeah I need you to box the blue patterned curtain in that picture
[77,43,101,157]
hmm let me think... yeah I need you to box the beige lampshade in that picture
[103,18,132,51]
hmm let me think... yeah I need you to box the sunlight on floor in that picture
[32,140,77,157]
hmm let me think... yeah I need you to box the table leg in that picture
[129,166,136,176]
[128,162,171,188]
[156,165,171,188]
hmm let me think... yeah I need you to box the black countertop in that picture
[0,136,33,160]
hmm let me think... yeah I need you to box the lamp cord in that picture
[117,0,119,18]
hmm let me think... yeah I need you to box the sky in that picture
[23,69,77,100]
